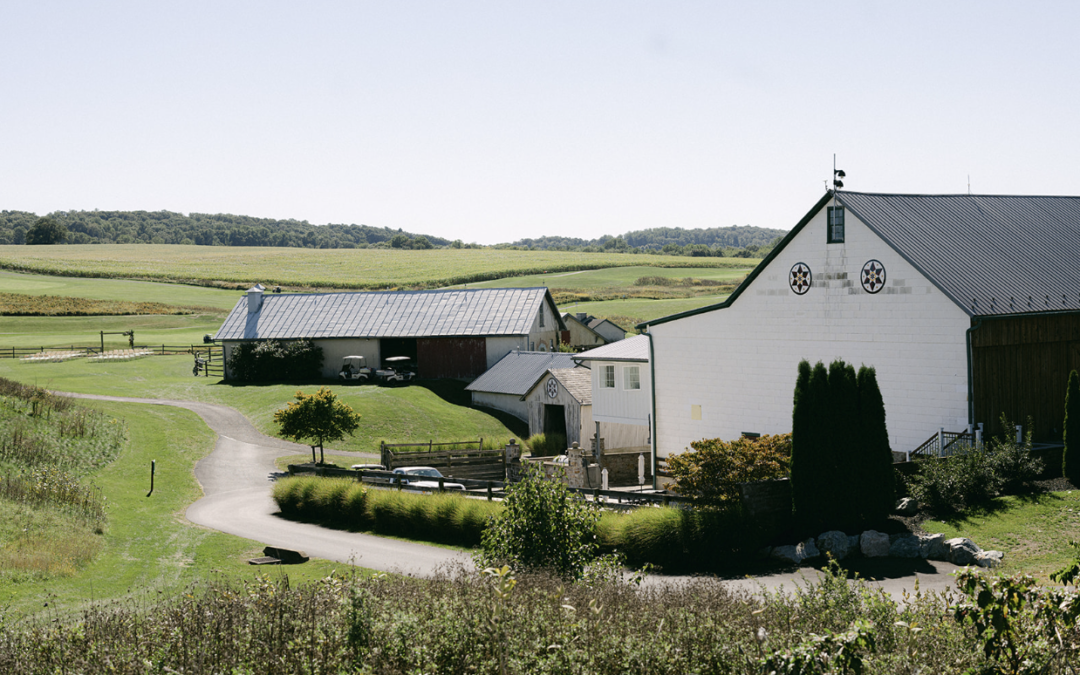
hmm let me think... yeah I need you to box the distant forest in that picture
[0,210,786,257]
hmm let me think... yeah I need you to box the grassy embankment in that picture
[0,385,350,618]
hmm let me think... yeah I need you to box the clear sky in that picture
[2,2,1077,244]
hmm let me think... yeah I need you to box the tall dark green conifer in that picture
[1064,370,1080,485]
[857,365,894,522]
[791,360,814,527]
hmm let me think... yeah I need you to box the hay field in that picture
[0,245,748,290]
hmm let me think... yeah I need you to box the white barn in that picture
[640,190,1080,479]
[465,350,578,421]
[215,287,566,380]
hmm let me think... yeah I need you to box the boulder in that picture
[919,533,947,560]
[847,534,861,556]
[796,538,820,561]
[816,530,852,560]
[861,530,890,558]
[975,551,1004,568]
[945,537,981,566]
[889,535,922,558]
[771,545,801,564]
[895,497,919,516]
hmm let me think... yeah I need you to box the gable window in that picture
[624,366,640,390]
[602,365,615,388]
[827,206,845,243]
[539,307,544,327]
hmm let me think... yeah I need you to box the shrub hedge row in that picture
[274,477,768,572]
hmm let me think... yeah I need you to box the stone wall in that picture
[598,447,652,486]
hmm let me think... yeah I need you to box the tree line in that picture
[1,209,785,257]
[0,210,453,249]
[505,225,786,257]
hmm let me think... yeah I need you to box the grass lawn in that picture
[0,314,225,351]
[0,269,243,311]
[0,399,352,618]
[0,356,522,455]
[444,264,754,290]
[922,489,1080,579]
[0,245,748,290]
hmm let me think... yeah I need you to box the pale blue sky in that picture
[2,2,1077,244]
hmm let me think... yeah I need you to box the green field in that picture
[0,270,243,310]
[0,245,752,290]
[0,314,224,351]
[560,293,728,329]
[446,264,753,290]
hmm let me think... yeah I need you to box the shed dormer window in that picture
[827,206,845,243]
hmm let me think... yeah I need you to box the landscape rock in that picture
[847,534,861,555]
[816,530,852,560]
[889,535,922,558]
[796,538,820,561]
[919,533,947,560]
[861,530,890,558]
[895,497,919,516]
[771,545,801,564]
[945,537,981,566]
[975,551,1004,568]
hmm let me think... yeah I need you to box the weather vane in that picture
[832,154,845,190]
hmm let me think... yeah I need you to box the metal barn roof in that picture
[215,287,560,341]
[466,350,578,396]
[641,190,1080,327]
[546,368,593,405]
[836,192,1080,316]
[575,334,650,362]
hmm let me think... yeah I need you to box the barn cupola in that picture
[246,284,265,314]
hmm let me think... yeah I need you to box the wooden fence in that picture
[380,439,505,481]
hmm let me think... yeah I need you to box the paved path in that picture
[66,393,961,599]
[65,393,471,576]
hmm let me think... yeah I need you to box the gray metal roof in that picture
[465,350,578,396]
[215,288,561,340]
[837,192,1080,316]
[575,334,650,362]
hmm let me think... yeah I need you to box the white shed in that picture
[574,335,651,451]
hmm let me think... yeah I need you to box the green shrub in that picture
[665,433,790,506]
[907,419,1043,516]
[230,338,324,382]
[272,476,498,547]
[476,463,604,579]
[524,432,566,457]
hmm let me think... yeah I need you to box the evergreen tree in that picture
[790,360,815,527]
[857,365,894,523]
[1064,370,1080,485]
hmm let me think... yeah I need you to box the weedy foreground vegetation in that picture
[0,378,121,579]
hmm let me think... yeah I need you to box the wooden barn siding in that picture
[417,338,487,379]
[971,313,1080,441]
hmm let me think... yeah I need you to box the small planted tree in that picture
[274,387,361,464]
[1065,370,1080,485]
[476,463,602,579]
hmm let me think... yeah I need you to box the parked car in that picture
[375,356,416,384]
[392,466,466,491]
[338,355,373,382]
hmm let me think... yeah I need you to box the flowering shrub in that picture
[666,433,791,506]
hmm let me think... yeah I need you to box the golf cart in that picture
[375,356,416,384]
[338,355,373,382]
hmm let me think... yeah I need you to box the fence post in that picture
[1016,424,1023,444]
[938,427,945,458]
[487,481,493,501]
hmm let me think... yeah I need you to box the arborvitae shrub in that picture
[1065,370,1080,485]
[857,365,894,523]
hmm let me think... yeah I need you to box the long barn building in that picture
[215,287,566,380]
